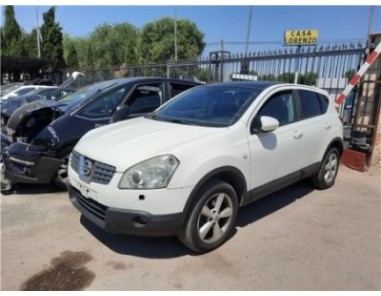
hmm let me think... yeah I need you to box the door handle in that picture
[293,130,303,139]
[324,122,332,130]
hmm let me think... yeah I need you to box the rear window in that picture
[298,89,327,119]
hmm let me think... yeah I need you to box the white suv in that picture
[68,82,343,253]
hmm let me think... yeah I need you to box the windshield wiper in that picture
[168,119,191,125]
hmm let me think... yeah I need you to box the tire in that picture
[54,155,70,190]
[311,147,340,189]
[178,179,238,253]
[1,162,13,193]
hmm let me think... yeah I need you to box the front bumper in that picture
[69,185,185,236]
[2,142,62,184]
[0,128,12,156]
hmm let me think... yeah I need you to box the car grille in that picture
[71,186,107,221]
[70,150,116,185]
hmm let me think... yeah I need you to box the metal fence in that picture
[65,41,365,86]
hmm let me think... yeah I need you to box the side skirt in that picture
[241,162,320,206]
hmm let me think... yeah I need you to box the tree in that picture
[278,72,295,83]
[260,74,276,81]
[86,23,138,67]
[0,27,5,56]
[344,69,356,80]
[140,17,205,63]
[23,28,38,58]
[2,5,24,56]
[40,7,65,71]
[299,72,318,85]
[66,43,79,68]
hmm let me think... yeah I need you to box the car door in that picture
[123,83,164,118]
[293,88,331,168]
[75,84,133,128]
[247,89,303,190]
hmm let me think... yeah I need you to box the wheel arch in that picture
[325,137,344,158]
[182,166,247,220]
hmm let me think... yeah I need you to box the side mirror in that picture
[260,116,279,132]
[110,105,131,123]
[252,116,280,134]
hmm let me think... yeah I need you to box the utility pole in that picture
[245,6,253,57]
[36,6,41,58]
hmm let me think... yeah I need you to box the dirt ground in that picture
[1,165,380,291]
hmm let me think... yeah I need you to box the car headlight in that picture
[118,155,179,189]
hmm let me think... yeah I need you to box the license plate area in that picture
[73,179,97,200]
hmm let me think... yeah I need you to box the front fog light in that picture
[118,155,179,189]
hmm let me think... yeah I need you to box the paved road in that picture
[1,165,380,290]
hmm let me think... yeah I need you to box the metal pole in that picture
[294,45,301,84]
[245,6,253,57]
[36,6,41,58]
[367,6,375,46]
[174,6,178,62]
[220,40,224,82]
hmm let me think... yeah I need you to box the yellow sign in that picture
[284,30,318,46]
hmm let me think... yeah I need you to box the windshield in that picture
[1,85,22,97]
[151,86,262,127]
[58,81,116,109]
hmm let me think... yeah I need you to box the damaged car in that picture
[1,77,199,191]
[1,71,87,126]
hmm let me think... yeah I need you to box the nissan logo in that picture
[83,159,93,177]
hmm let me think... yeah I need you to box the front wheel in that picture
[311,147,340,189]
[178,180,238,253]
[54,155,70,190]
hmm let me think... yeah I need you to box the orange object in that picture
[341,148,367,172]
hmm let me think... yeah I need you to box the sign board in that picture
[284,30,318,46]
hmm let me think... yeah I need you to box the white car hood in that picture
[74,117,222,171]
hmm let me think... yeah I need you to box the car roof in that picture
[97,77,200,87]
[207,81,280,90]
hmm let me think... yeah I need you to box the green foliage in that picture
[278,72,295,83]
[140,17,205,63]
[344,69,356,80]
[3,7,207,73]
[299,72,318,85]
[40,7,65,71]
[260,74,276,81]
[66,42,79,68]
[88,23,139,67]
[23,28,38,58]
[2,5,24,56]
[197,68,217,83]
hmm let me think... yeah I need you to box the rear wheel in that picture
[54,155,70,190]
[178,180,238,253]
[311,147,339,189]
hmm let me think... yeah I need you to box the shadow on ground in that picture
[80,180,314,259]
[1,183,66,196]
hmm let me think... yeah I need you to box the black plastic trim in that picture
[69,185,184,237]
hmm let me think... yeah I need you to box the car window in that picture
[169,83,196,97]
[255,90,296,126]
[39,89,58,100]
[79,86,132,119]
[318,93,329,114]
[1,85,22,96]
[15,87,36,96]
[58,81,117,109]
[126,84,162,115]
[298,89,324,119]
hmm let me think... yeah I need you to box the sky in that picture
[2,3,381,56]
